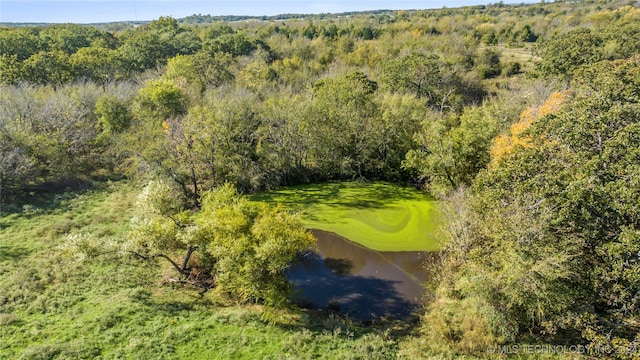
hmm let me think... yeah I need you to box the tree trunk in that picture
[181,245,198,272]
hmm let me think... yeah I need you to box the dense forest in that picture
[1,0,639,358]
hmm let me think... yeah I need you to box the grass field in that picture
[251,182,443,252]
[0,181,429,359]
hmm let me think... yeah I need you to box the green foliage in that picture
[381,52,443,104]
[95,95,132,135]
[238,48,279,94]
[535,15,640,80]
[117,31,166,72]
[427,57,640,355]
[23,50,73,86]
[185,89,262,192]
[135,79,187,121]
[501,61,521,77]
[3,3,640,357]
[421,295,515,355]
[129,179,189,253]
[310,72,383,179]
[199,185,315,305]
[475,49,502,79]
[129,181,315,306]
[202,23,235,39]
[0,146,34,211]
[70,46,119,85]
[204,33,258,57]
[535,28,604,79]
[0,54,25,84]
[165,52,234,92]
[0,27,43,61]
[515,24,538,43]
[117,17,201,74]
[0,83,111,197]
[404,103,501,195]
[38,24,108,54]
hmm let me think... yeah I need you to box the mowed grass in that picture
[251,182,443,251]
[0,181,421,359]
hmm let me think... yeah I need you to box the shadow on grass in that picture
[0,244,33,262]
[119,287,224,325]
[0,179,112,218]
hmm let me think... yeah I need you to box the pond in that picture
[288,230,435,320]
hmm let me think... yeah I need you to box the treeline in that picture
[179,10,397,24]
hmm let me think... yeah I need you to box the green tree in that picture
[23,50,73,86]
[238,48,278,94]
[70,46,119,86]
[135,79,187,122]
[255,93,313,185]
[165,52,235,93]
[475,48,502,79]
[201,24,235,40]
[0,141,35,212]
[535,28,604,80]
[128,181,314,305]
[39,24,110,55]
[310,72,381,178]
[424,57,640,355]
[0,55,25,84]
[382,52,443,103]
[0,27,43,61]
[95,95,132,136]
[204,33,257,57]
[404,104,501,194]
[367,93,424,181]
[188,90,262,192]
[117,31,163,73]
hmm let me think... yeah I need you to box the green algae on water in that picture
[251,182,442,251]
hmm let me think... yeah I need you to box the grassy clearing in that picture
[0,181,422,359]
[480,44,539,72]
[251,182,442,251]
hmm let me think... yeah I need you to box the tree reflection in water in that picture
[288,230,435,320]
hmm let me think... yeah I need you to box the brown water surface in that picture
[288,230,434,320]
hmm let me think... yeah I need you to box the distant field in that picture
[251,182,443,252]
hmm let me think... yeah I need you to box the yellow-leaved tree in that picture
[490,91,568,165]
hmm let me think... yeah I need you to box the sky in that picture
[0,0,539,24]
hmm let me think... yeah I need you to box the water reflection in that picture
[288,230,433,320]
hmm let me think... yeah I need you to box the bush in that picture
[421,294,515,355]
[127,181,315,306]
[501,61,521,76]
